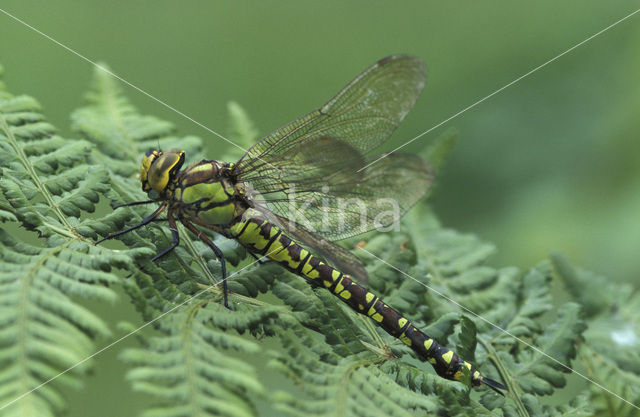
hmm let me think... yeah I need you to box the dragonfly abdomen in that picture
[228,215,486,387]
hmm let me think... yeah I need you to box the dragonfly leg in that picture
[113,200,157,209]
[248,252,269,264]
[181,220,231,310]
[150,213,180,262]
[120,213,178,279]
[96,203,167,244]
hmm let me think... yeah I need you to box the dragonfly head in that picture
[140,149,185,195]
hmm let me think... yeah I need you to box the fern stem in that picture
[478,337,525,414]
[580,346,616,417]
[183,306,200,416]
[180,227,219,285]
[42,221,76,239]
[194,282,286,308]
[358,340,390,358]
[0,114,74,232]
[16,241,68,413]
[358,314,387,350]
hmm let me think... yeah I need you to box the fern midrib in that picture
[331,358,387,417]
[179,227,221,287]
[16,241,68,412]
[0,112,74,232]
[479,336,526,415]
[357,314,387,352]
[334,361,355,417]
[182,307,199,417]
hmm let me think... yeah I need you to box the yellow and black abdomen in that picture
[227,213,488,387]
[173,161,240,226]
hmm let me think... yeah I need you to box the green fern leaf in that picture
[552,254,640,416]
[121,304,273,417]
[0,68,148,416]
[225,101,259,160]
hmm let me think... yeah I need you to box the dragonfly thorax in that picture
[140,149,245,225]
[173,159,245,226]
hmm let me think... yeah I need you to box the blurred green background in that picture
[2,1,639,415]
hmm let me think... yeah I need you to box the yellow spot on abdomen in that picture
[301,262,320,279]
[441,350,454,364]
[423,339,433,350]
[331,270,341,281]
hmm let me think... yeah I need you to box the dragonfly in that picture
[98,55,507,395]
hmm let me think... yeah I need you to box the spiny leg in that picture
[150,213,180,262]
[120,214,179,278]
[96,203,179,278]
[96,203,167,244]
[248,252,269,264]
[181,219,230,309]
[113,200,157,209]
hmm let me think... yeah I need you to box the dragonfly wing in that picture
[235,55,430,241]
[236,54,425,177]
[247,150,433,241]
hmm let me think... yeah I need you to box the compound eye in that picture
[140,150,160,192]
[142,149,185,193]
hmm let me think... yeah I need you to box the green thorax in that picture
[169,160,246,226]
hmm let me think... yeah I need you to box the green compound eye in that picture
[140,149,184,193]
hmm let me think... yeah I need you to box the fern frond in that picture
[72,64,200,178]
[0,69,148,416]
[552,254,640,416]
[269,314,443,417]
[0,95,105,236]
[225,101,259,160]
[421,127,458,174]
[121,303,277,417]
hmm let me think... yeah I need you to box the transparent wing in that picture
[236,55,426,173]
[247,151,433,241]
[235,55,429,240]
